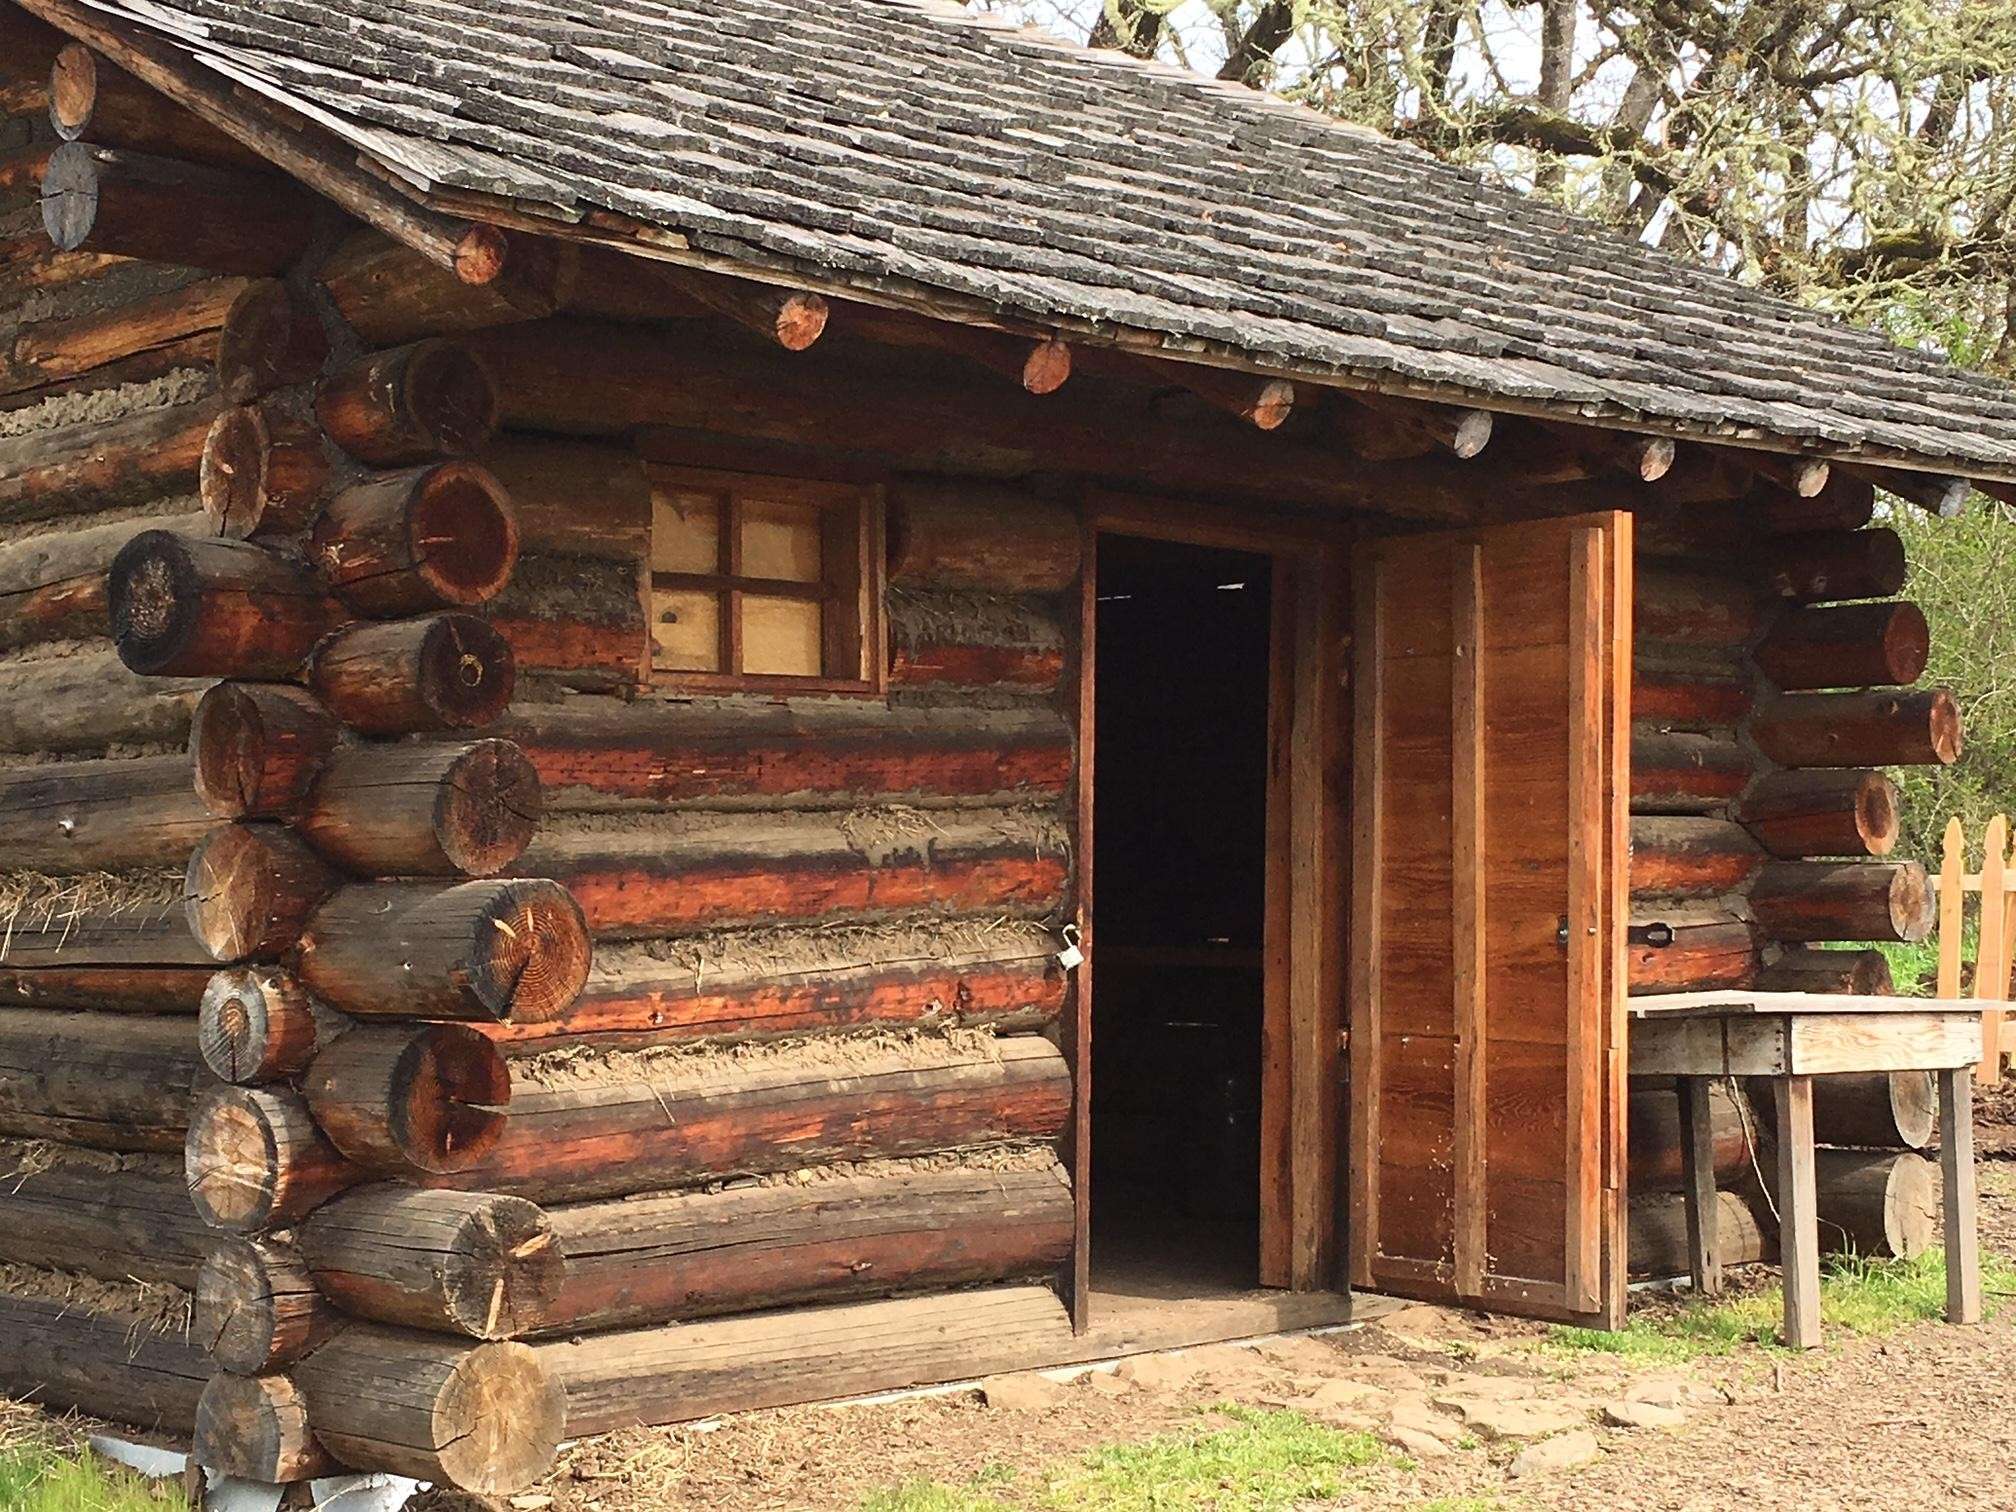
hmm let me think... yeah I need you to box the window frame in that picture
[642,462,887,696]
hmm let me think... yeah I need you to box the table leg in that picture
[1677,1076,1721,1296]
[1774,1074,1820,1349]
[1939,1068,1982,1325]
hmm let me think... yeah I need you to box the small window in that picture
[645,465,883,691]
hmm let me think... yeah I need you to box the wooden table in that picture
[1628,990,1984,1348]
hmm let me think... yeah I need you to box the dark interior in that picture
[1090,533,1274,1292]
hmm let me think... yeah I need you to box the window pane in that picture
[742,594,823,676]
[739,499,822,583]
[651,588,720,671]
[652,491,721,574]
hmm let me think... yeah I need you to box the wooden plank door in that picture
[1348,511,1630,1326]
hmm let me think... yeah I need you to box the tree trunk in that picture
[1763,528,1906,604]
[1750,861,1935,943]
[0,274,253,399]
[0,397,212,520]
[0,648,207,756]
[1630,731,1753,813]
[1753,602,1930,690]
[311,461,520,616]
[1629,1190,1773,1277]
[298,738,542,878]
[48,43,269,169]
[184,820,340,963]
[307,614,517,735]
[108,530,344,678]
[0,1157,210,1284]
[303,1023,511,1176]
[1757,1072,1935,1150]
[0,507,206,653]
[1738,769,1899,858]
[1749,689,1962,768]
[0,1293,206,1433]
[184,1084,362,1232]
[316,339,499,466]
[1755,946,1894,996]
[1804,1150,1938,1259]
[319,227,579,346]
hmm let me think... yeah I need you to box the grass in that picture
[1543,1248,2013,1363]
[859,1406,1394,1512]
[0,1443,183,1512]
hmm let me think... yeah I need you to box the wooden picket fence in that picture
[1937,815,2016,1084]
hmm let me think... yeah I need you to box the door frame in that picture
[1066,490,1352,1329]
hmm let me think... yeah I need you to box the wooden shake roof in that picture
[24,0,2016,482]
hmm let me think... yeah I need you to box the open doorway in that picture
[1090,533,1274,1296]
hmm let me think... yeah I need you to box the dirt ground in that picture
[449,1097,2016,1512]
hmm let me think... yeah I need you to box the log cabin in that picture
[0,0,2005,1494]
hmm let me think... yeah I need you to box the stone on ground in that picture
[979,1373,1066,1411]
[1116,1353,1201,1390]
[1624,1373,1726,1409]
[1387,1393,1466,1444]
[1510,1428,1601,1476]
[1251,1336,1342,1371]
[1085,1371,1134,1398]
[1602,1399,1689,1430]
[1437,1397,1587,1441]
[1386,1425,1454,1460]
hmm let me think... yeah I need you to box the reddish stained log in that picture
[0,506,205,653]
[886,478,1082,594]
[0,143,56,196]
[320,227,580,347]
[1754,601,1929,691]
[1631,1190,1773,1278]
[1738,449,1831,498]
[297,878,591,1024]
[1646,447,1756,508]
[489,606,643,691]
[0,397,213,521]
[0,751,211,872]
[485,948,1067,1052]
[0,272,254,400]
[1764,528,1907,605]
[1629,816,1764,898]
[312,461,520,617]
[1630,730,1752,813]
[502,701,1071,811]
[0,1008,202,1150]
[813,300,1074,395]
[889,639,1064,693]
[1749,689,1962,769]
[184,1084,362,1232]
[299,739,541,878]
[292,1328,565,1493]
[302,1186,563,1339]
[1631,661,1753,728]
[200,401,331,538]
[1756,945,1894,996]
[444,1035,1072,1205]
[39,143,315,276]
[0,1293,206,1434]
[184,821,339,963]
[316,339,501,467]
[1626,1080,1751,1194]
[480,434,651,561]
[1636,567,1769,648]
[1750,860,1935,944]
[191,682,344,820]
[1627,917,1758,995]
[1737,769,1899,859]
[539,1283,1070,1436]
[0,1155,210,1284]
[661,268,829,350]
[194,1234,337,1374]
[303,1023,511,1178]
[543,1164,1072,1333]
[49,43,268,169]
[308,614,516,735]
[526,814,1069,941]
[195,1372,339,1485]
[213,278,327,405]
[0,963,210,1011]
[108,531,344,679]
[199,965,341,1085]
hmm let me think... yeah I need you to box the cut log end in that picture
[469,878,592,1022]
[1021,336,1072,395]
[313,461,520,616]
[48,43,96,138]
[304,1024,511,1176]
[453,223,511,286]
[184,823,337,963]
[436,740,543,875]
[185,1085,358,1232]
[1249,378,1296,431]
[317,339,500,467]
[1449,408,1494,459]
[1636,436,1677,482]
[1754,601,1931,691]
[773,291,829,351]
[191,683,343,820]
[195,1372,337,1485]
[216,280,328,405]
[193,1235,331,1374]
[199,966,323,1084]
[309,615,517,735]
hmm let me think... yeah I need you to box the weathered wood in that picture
[1678,1076,1722,1294]
[293,1327,565,1493]
[444,1035,1071,1204]
[1755,946,1894,996]
[480,434,651,561]
[0,891,212,969]
[0,962,210,1011]
[213,278,327,404]
[0,272,252,400]
[1754,602,1930,691]
[0,1154,209,1284]
[1759,1071,1935,1150]
[1627,917,1757,994]
[0,396,212,521]
[195,1371,338,1484]
[1845,464,1970,518]
[540,1283,1070,1436]
[1629,817,1763,898]
[1630,730,1752,813]
[1635,567,1768,648]
[302,1186,562,1339]
[39,142,314,275]
[658,267,829,350]
[1939,1069,1981,1324]
[190,682,343,820]
[1738,769,1899,859]
[184,821,339,963]
[297,878,591,1024]
[1626,1081,1751,1194]
[886,478,1081,594]
[299,739,541,878]
[307,614,516,735]
[184,1084,362,1232]
[1629,1190,1773,1277]
[320,227,580,346]
[1632,660,1753,728]
[1750,860,1935,943]
[0,1292,205,1433]
[1764,529,1907,605]
[544,1163,1072,1333]
[0,1007,202,1149]
[108,530,343,678]
[1749,689,1962,769]
[830,304,1072,393]
[199,965,341,1084]
[1776,1073,1820,1347]
[193,1234,337,1373]
[316,339,500,467]
[1751,471,1877,533]
[303,1023,511,1177]
[0,751,210,872]
[503,699,1072,812]
[48,43,269,169]
[0,507,205,652]
[0,6,67,114]
[486,551,642,692]
[311,461,520,617]
[200,401,331,538]
[1800,1149,1938,1258]
[1333,392,1488,459]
